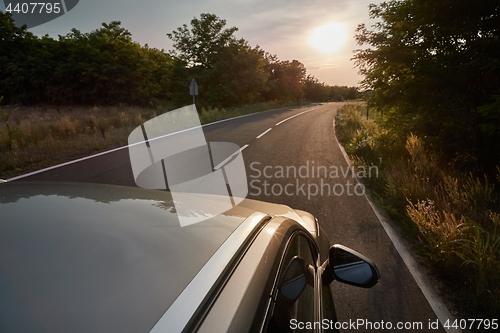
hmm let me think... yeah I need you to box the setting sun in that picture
[309,22,349,54]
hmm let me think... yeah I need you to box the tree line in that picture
[354,0,500,176]
[0,12,360,108]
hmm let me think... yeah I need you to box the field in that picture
[0,100,298,179]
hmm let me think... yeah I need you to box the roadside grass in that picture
[335,104,500,326]
[0,100,302,179]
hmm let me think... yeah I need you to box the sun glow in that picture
[309,22,348,54]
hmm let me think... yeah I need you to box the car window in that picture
[265,234,317,333]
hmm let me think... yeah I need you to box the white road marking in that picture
[332,117,461,333]
[275,109,313,125]
[213,144,249,170]
[5,106,318,182]
[205,105,301,127]
[6,145,130,182]
[256,128,272,139]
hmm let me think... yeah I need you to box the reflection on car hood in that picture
[0,182,258,332]
[0,182,313,332]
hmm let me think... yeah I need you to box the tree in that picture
[0,12,42,104]
[167,13,268,108]
[354,0,500,174]
[1,13,177,105]
[303,75,328,102]
[263,55,306,102]
[204,42,268,107]
[167,13,238,69]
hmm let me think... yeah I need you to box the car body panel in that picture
[198,217,299,333]
[0,182,260,333]
[237,200,317,237]
[0,182,374,333]
[150,211,269,333]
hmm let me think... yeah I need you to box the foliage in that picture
[351,0,500,314]
[335,104,500,323]
[1,11,360,108]
[353,0,500,176]
[167,13,361,107]
[263,54,305,102]
[167,13,238,69]
[0,12,175,105]
[200,41,269,107]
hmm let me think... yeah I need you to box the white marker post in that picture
[190,78,198,104]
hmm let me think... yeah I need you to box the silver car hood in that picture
[0,181,315,333]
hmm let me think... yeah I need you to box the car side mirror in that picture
[280,256,314,302]
[322,244,380,288]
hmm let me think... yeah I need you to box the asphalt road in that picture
[14,102,446,332]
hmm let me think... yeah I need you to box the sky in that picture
[2,0,383,87]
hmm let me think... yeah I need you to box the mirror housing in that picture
[322,244,380,288]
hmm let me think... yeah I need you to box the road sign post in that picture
[189,79,198,104]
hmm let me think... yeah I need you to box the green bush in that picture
[335,104,500,322]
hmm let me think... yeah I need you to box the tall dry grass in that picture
[335,104,500,322]
[0,100,302,178]
[0,104,159,177]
